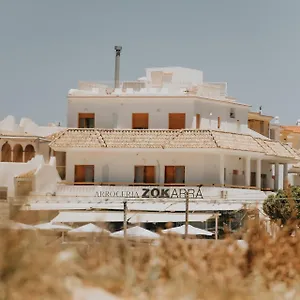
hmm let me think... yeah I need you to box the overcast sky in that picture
[0,0,299,125]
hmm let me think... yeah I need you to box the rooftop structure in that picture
[69,67,234,102]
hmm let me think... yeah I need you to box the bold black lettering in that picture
[150,188,160,198]
[187,189,195,199]
[195,187,203,199]
[142,188,150,198]
[179,189,187,198]
[170,189,179,198]
[159,188,170,198]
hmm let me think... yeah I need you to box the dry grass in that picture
[1,220,300,299]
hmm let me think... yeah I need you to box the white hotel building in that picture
[15,64,300,226]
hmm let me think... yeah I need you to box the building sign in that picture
[95,186,203,199]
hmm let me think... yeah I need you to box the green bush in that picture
[263,186,300,224]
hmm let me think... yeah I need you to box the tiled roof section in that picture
[255,139,276,156]
[46,131,64,141]
[166,130,216,148]
[50,129,106,148]
[281,126,300,133]
[255,139,298,158]
[212,131,263,152]
[49,129,300,159]
[16,169,36,179]
[100,129,179,148]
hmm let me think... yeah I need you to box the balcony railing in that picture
[61,181,261,190]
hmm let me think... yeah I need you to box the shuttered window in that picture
[74,165,94,183]
[169,113,185,129]
[196,114,201,129]
[0,187,7,201]
[78,113,95,128]
[132,113,149,129]
[134,166,155,183]
[165,166,185,184]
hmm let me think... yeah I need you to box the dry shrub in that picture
[2,222,300,299]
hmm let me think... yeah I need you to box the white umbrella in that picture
[111,226,160,239]
[35,222,73,231]
[162,225,213,236]
[0,221,36,230]
[68,223,110,236]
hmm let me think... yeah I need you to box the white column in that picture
[245,157,251,186]
[219,154,225,185]
[283,163,288,190]
[274,162,280,191]
[256,159,261,189]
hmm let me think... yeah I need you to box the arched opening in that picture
[24,144,35,162]
[13,144,23,162]
[1,143,11,162]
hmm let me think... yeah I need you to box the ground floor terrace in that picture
[60,150,292,192]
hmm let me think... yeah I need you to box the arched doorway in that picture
[1,143,11,162]
[13,144,23,162]
[24,144,35,162]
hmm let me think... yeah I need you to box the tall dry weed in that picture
[1,221,300,299]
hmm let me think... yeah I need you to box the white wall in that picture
[68,96,249,133]
[0,155,45,197]
[65,150,270,188]
[34,157,61,194]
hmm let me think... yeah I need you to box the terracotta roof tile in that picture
[16,169,36,179]
[212,131,263,152]
[281,126,300,133]
[51,129,105,148]
[100,129,178,148]
[165,130,216,148]
[256,139,296,158]
[49,129,300,160]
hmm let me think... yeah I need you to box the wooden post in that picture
[123,200,127,239]
[215,213,218,240]
[185,192,189,239]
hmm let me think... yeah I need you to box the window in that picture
[260,121,264,134]
[165,166,185,184]
[261,174,267,189]
[132,113,149,129]
[196,114,201,129]
[74,165,94,183]
[218,117,221,129]
[0,187,7,201]
[237,120,241,132]
[78,113,95,128]
[169,113,185,129]
[134,166,155,183]
[250,172,256,187]
[230,108,236,119]
[270,128,275,140]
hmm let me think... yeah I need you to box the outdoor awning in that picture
[24,199,245,212]
[51,211,214,224]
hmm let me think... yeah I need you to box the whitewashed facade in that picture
[18,67,300,219]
